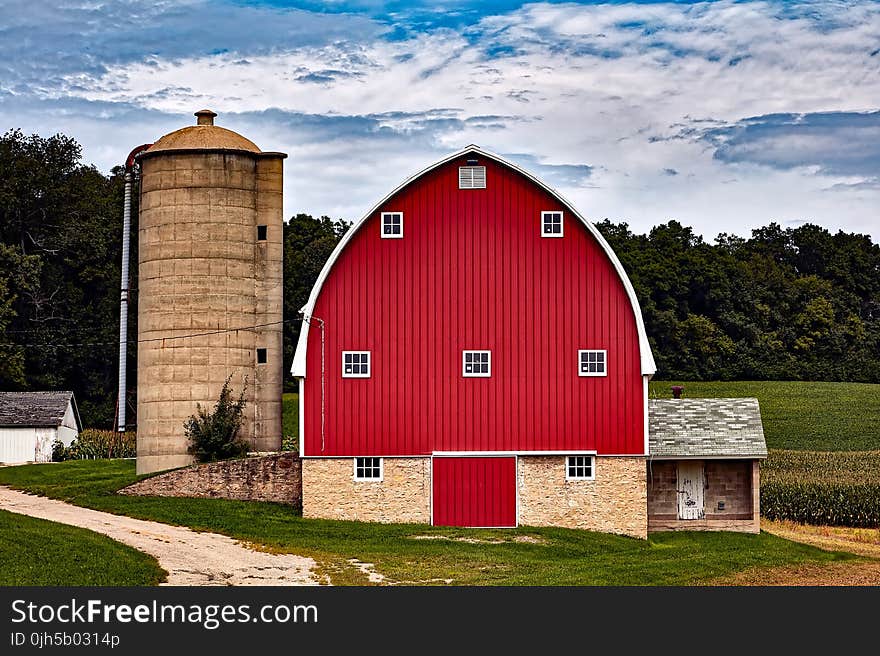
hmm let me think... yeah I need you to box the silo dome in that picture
[136,110,286,475]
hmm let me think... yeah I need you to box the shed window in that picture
[354,457,383,481]
[381,212,403,238]
[257,224,268,241]
[541,211,563,237]
[462,350,491,377]
[459,166,487,189]
[342,351,371,378]
[566,456,595,480]
[256,348,267,364]
[578,349,607,377]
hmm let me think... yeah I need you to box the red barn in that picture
[292,146,765,538]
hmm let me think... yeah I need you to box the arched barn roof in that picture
[291,146,657,377]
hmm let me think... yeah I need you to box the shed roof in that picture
[0,391,80,429]
[648,398,767,459]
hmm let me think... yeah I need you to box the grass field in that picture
[0,508,166,586]
[650,380,880,451]
[0,460,854,585]
[282,392,298,451]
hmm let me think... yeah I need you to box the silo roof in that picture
[144,110,262,156]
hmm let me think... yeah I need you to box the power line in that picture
[0,318,304,349]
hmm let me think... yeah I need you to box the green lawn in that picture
[0,508,166,586]
[0,460,853,585]
[650,380,880,451]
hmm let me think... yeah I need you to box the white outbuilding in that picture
[0,391,81,464]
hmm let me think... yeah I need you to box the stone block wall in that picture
[517,456,648,539]
[302,457,431,523]
[647,459,760,533]
[120,452,301,508]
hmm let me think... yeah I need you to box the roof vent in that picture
[459,165,486,189]
[195,109,217,126]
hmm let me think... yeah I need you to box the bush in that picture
[185,376,249,462]
[52,429,137,461]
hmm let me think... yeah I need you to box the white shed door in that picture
[677,461,705,520]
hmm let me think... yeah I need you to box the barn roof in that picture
[291,145,657,377]
[0,391,80,429]
[648,398,767,459]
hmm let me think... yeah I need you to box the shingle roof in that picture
[0,391,78,428]
[648,398,767,458]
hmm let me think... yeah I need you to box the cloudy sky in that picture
[1,0,878,239]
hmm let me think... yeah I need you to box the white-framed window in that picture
[342,351,371,378]
[541,211,563,237]
[381,212,403,238]
[566,455,595,480]
[578,349,607,377]
[462,350,491,377]
[459,166,487,189]
[354,457,383,481]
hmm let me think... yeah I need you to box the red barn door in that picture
[432,457,517,528]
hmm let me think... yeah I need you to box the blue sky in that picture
[1,1,878,238]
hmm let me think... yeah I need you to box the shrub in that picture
[52,429,137,461]
[185,376,249,462]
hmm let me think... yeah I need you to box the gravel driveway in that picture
[0,487,320,586]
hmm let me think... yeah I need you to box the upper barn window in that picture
[459,166,486,189]
[381,212,403,238]
[541,211,563,237]
[578,350,607,377]
[342,351,371,378]
[462,350,491,377]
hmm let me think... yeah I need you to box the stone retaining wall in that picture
[121,452,301,508]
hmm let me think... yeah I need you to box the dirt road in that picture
[0,486,320,586]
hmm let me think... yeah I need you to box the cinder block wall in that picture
[302,457,431,523]
[517,456,648,539]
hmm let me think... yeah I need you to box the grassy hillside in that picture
[0,508,166,585]
[650,381,880,451]
[0,460,853,585]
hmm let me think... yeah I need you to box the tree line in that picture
[1,130,878,427]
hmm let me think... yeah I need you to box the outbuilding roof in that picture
[0,391,80,429]
[648,398,767,459]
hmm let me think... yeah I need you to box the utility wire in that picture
[0,318,304,349]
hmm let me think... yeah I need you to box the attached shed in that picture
[647,398,767,534]
[0,391,81,465]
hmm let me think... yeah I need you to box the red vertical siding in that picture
[304,155,644,456]
[433,457,517,528]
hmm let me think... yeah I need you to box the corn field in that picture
[761,450,880,527]
[52,429,137,461]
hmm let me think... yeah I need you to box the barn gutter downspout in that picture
[116,144,152,432]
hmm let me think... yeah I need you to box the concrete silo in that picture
[136,110,285,475]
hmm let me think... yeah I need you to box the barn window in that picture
[566,455,595,480]
[381,212,403,238]
[462,350,491,377]
[541,211,563,237]
[342,351,371,378]
[257,224,268,241]
[459,166,487,189]
[354,457,383,481]
[578,350,607,377]
[256,348,268,364]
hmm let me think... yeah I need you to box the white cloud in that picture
[4,1,879,238]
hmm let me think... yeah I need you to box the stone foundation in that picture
[302,457,431,523]
[120,452,301,508]
[517,456,648,539]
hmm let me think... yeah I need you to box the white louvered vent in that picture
[459,166,487,189]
